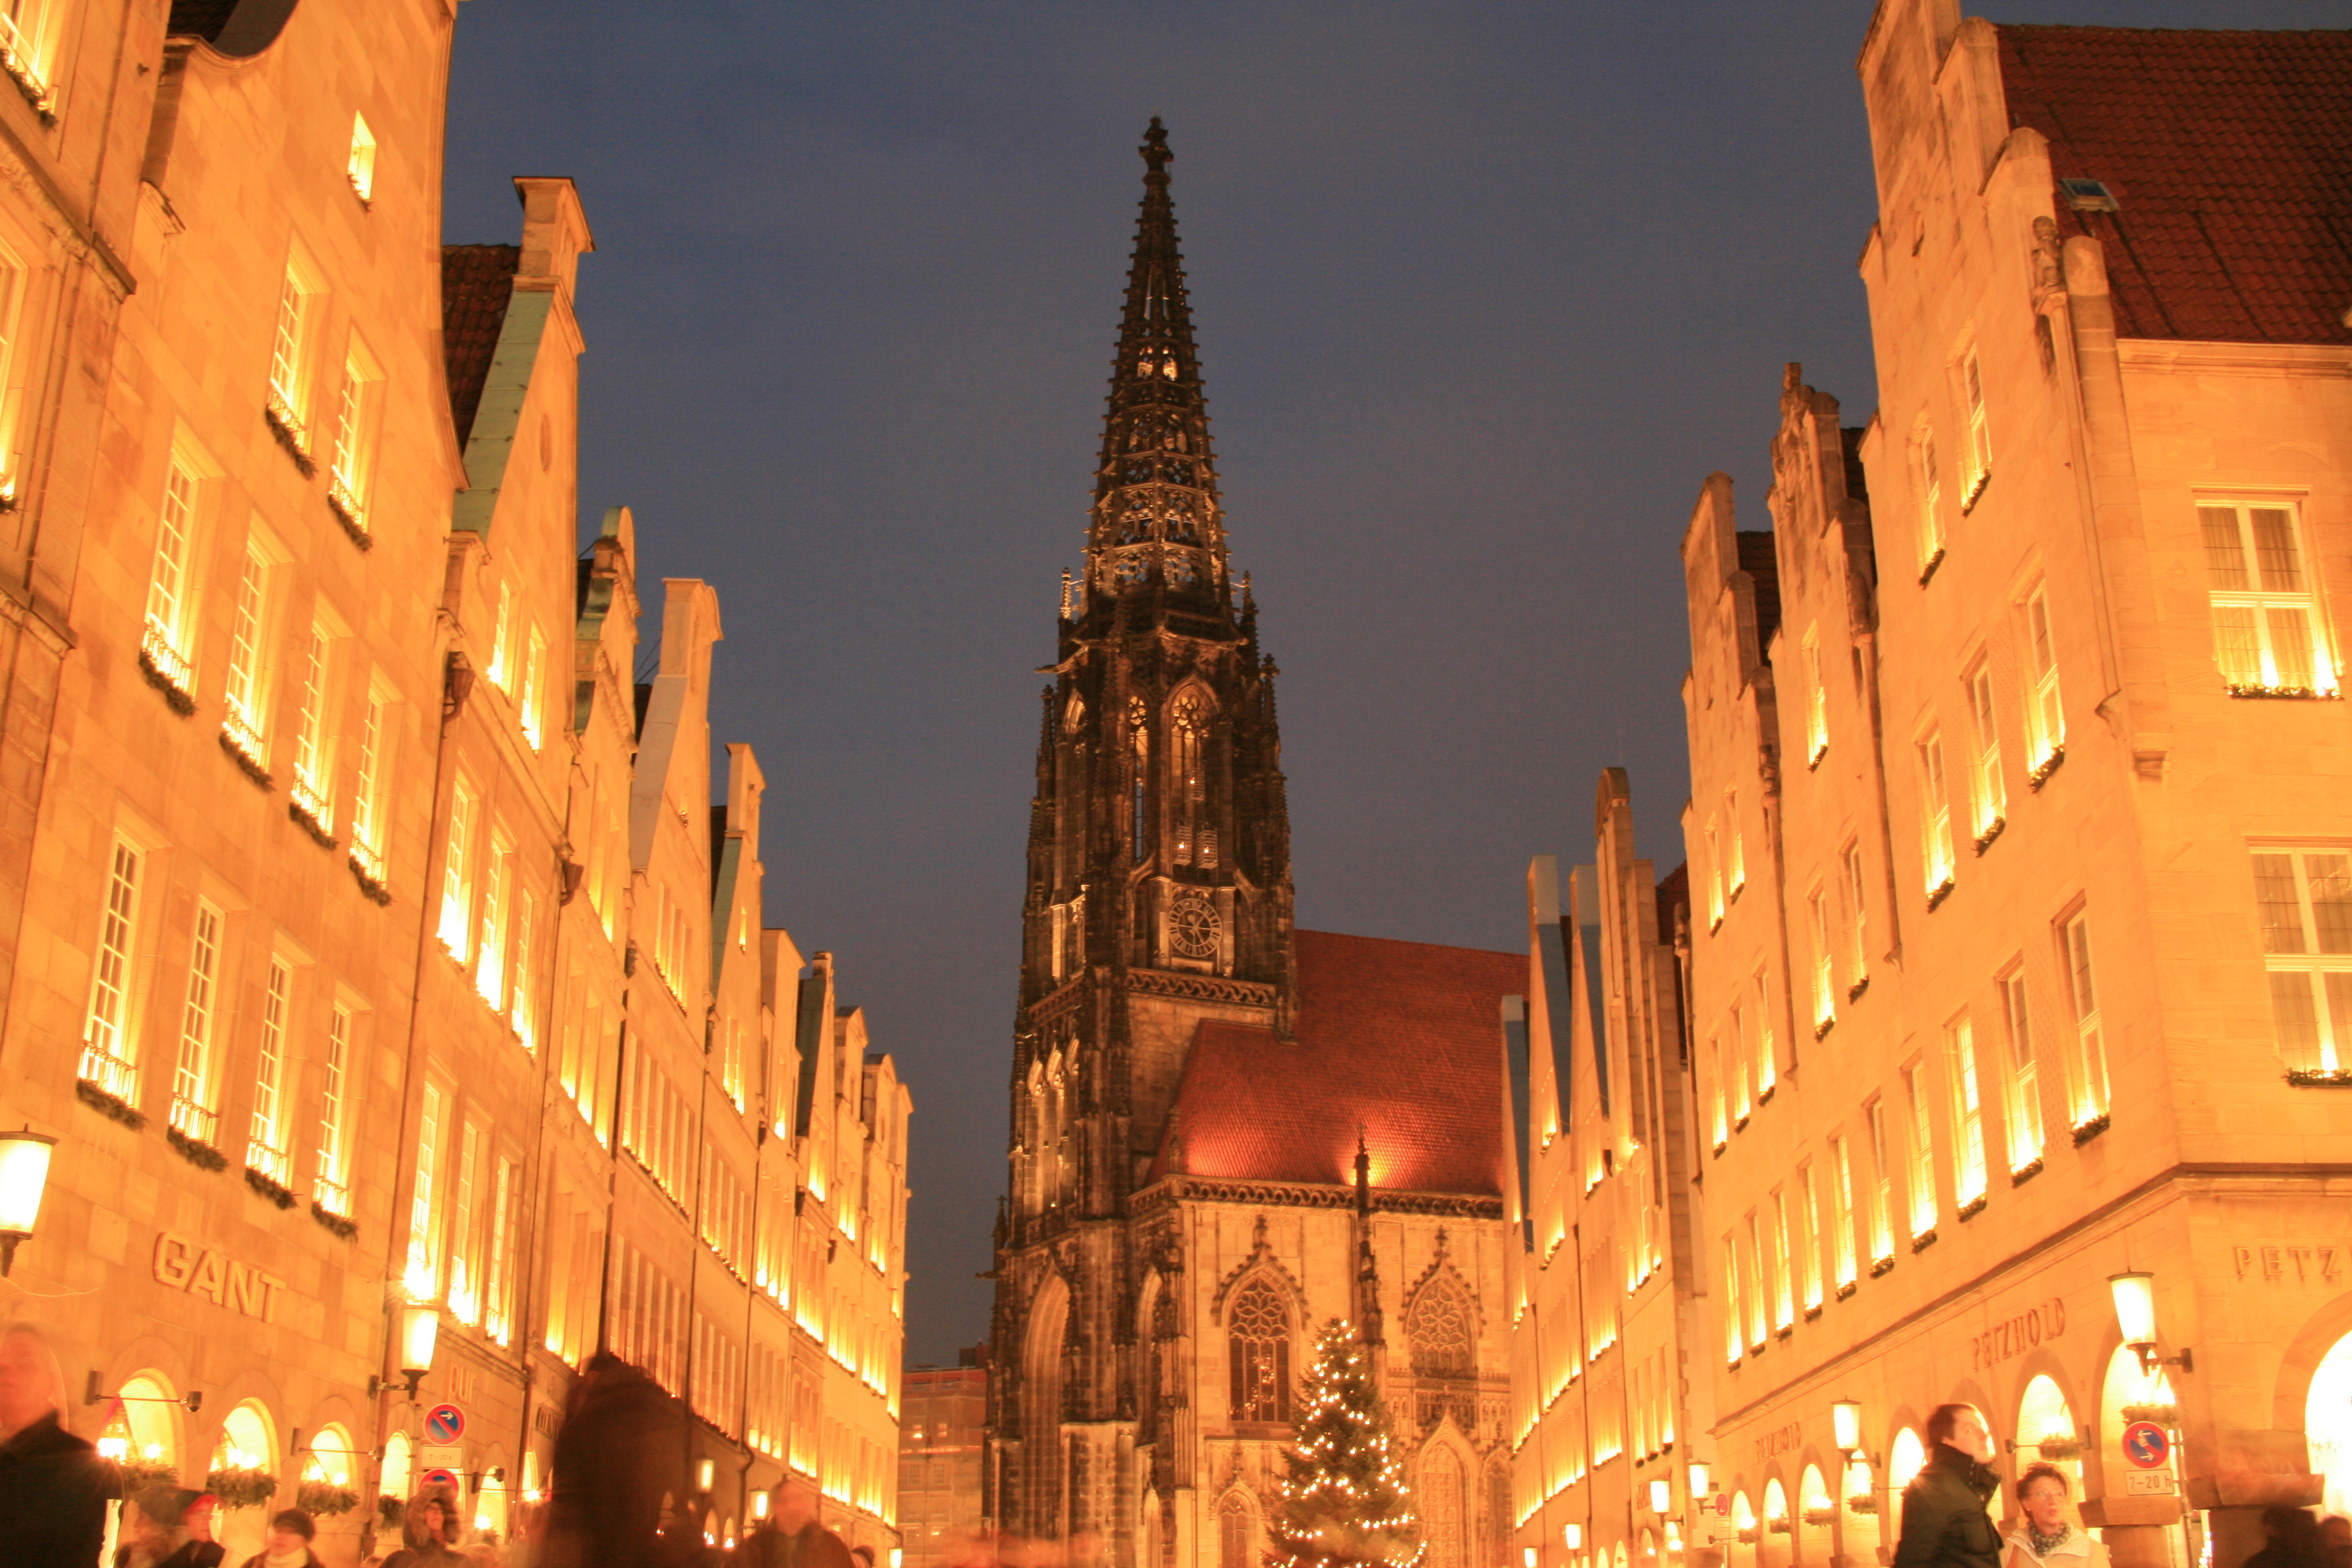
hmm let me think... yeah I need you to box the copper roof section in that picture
[1997,24,2352,344]
[441,244,521,448]
[1154,929,1523,1196]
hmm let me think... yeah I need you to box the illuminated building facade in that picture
[903,1352,990,1568]
[1677,9,2352,1568]
[1505,780,1708,1568]
[983,122,1522,1568]
[0,5,908,1564]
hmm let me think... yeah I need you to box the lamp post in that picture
[1688,1463,1710,1501]
[2109,1271,2195,1376]
[1566,1523,1584,1552]
[371,1301,440,1400]
[0,1129,56,1276]
[1650,1478,1673,1515]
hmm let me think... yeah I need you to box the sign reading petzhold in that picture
[425,1405,466,1444]
[2122,1422,2170,1469]
[151,1232,284,1322]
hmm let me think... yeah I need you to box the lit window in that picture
[1728,1005,1751,1122]
[2059,912,2109,1127]
[1947,1017,1987,1207]
[488,581,513,691]
[2201,502,2336,696]
[1128,697,1148,863]
[1743,1212,1766,1348]
[1828,1135,1858,1289]
[1808,888,1835,1029]
[2253,850,2352,1079]
[142,458,201,689]
[1959,348,1991,506]
[520,627,545,750]
[1705,820,1723,927]
[475,833,511,1008]
[1966,663,2005,837]
[290,624,335,831]
[1844,841,1869,987]
[79,837,145,1100]
[1708,1032,1728,1148]
[1226,1278,1290,1423]
[0,1,56,100]
[438,782,476,956]
[1912,423,1944,572]
[221,546,270,765]
[1753,970,1775,1096]
[1903,1062,1936,1240]
[1999,969,2043,1171]
[1769,1187,1794,1330]
[1721,1236,1743,1363]
[316,1004,352,1216]
[1726,790,1744,895]
[351,690,391,882]
[2024,588,2064,771]
[267,259,321,441]
[347,113,376,202]
[1797,1163,1823,1310]
[407,1082,444,1296]
[1917,730,1955,898]
[1803,626,1828,764]
[327,349,381,531]
[169,902,223,1146]
[1171,691,1214,867]
[511,887,538,1053]
[246,959,293,1185]
[1863,1099,1895,1264]
[449,1121,482,1325]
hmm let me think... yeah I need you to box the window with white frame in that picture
[1803,626,1828,763]
[520,627,546,751]
[1912,422,1944,572]
[2253,849,2352,1079]
[1902,1060,1937,1239]
[1709,1032,1728,1149]
[169,901,224,1145]
[221,544,271,765]
[487,581,512,691]
[327,347,381,529]
[1918,729,1955,897]
[80,835,145,1099]
[350,688,391,883]
[1947,1016,1987,1208]
[0,0,59,99]
[449,1120,483,1325]
[1844,841,1869,988]
[1959,347,1992,506]
[437,782,476,957]
[2201,501,2337,696]
[347,113,376,202]
[1829,1135,1858,1289]
[406,1080,445,1297]
[1752,969,1776,1096]
[1743,1210,1767,1349]
[1726,790,1745,896]
[2059,910,2109,1128]
[316,1002,353,1216]
[1966,661,2005,836]
[1729,1004,1751,1123]
[246,958,293,1185]
[485,1155,516,1345]
[290,623,335,831]
[1797,1162,1823,1310]
[2024,587,2065,770]
[267,255,322,442]
[142,457,201,689]
[475,831,512,1008]
[1998,967,2043,1171]
[1769,1187,1794,1330]
[1863,1099,1895,1264]
[1705,820,1723,927]
[1722,1236,1742,1364]
[1809,887,1835,1029]
[511,887,538,1053]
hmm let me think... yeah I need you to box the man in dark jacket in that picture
[1893,1403,2003,1568]
[0,1321,114,1566]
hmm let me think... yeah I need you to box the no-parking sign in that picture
[420,1468,462,1492]
[2122,1421,2171,1469]
[425,1404,466,1444]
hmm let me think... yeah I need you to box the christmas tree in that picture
[1268,1319,1426,1568]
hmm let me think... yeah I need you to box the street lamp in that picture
[1832,1400,1878,1466]
[695,1458,716,1495]
[2109,1271,2194,1376]
[1688,1463,1710,1500]
[1525,1550,1540,1568]
[752,1491,770,1523]
[0,1129,56,1276]
[1565,1524,1583,1551]
[373,1300,440,1399]
[1650,1479,1672,1515]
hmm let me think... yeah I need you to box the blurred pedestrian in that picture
[237,1509,324,1568]
[0,1321,113,1566]
[1893,1403,2003,1568]
[2002,1463,2104,1568]
[183,1492,226,1567]
[2321,1516,2351,1568]
[2244,1508,2328,1568]
[381,1485,466,1568]
[540,1353,685,1568]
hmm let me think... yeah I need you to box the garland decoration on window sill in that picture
[218,728,273,790]
[1812,1016,1835,1042]
[1846,1496,1879,1516]
[2227,682,2340,701]
[166,1125,227,1171]
[264,394,316,478]
[137,647,197,715]
[1803,1304,1823,1322]
[1808,743,1828,771]
[1847,976,1870,1003]
[1956,1195,1988,1222]
[326,485,373,550]
[310,1199,358,1240]
[1736,1529,1759,1546]
[2285,1068,2352,1086]
[1973,817,2005,854]
[0,48,53,125]
[77,1078,147,1129]
[348,852,392,906]
[2010,1157,2045,1184]
[1733,1113,1751,1132]
[1835,1281,1858,1301]
[296,1481,360,1517]
[1757,1083,1776,1106]
[1775,1324,1794,1342]
[1711,1141,1727,1158]
[243,1165,297,1209]
[206,1465,279,1511]
[1804,1508,1839,1528]
[1917,547,1945,587]
[1926,877,1956,912]
[1961,471,1992,514]
[2033,1438,2083,1462]
[2028,748,2065,790]
[1870,1255,1896,1278]
[2071,1112,2111,1146]
[1911,1228,1939,1253]
[119,1458,177,1496]
[1766,1518,1792,1536]
[2119,1403,2178,1426]
[288,795,338,851]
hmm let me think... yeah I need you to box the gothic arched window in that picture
[1227,1278,1290,1424]
[1171,693,1215,868]
[1422,1446,1466,1568]
[1128,698,1149,863]
[1218,1492,1255,1568]
[1408,1278,1475,1380]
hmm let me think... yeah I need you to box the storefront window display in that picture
[2305,1332,2352,1518]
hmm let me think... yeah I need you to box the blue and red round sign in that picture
[425,1405,465,1444]
[2122,1421,2171,1469]
[420,1468,461,1492]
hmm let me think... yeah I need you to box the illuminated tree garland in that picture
[1269,1319,1426,1568]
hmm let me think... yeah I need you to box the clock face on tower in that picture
[1169,893,1220,961]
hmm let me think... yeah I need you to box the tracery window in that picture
[1227,1278,1290,1424]
[1408,1278,1474,1380]
[1171,693,1216,867]
[1128,698,1149,863]
[1423,1446,1466,1568]
[1218,1492,1255,1568]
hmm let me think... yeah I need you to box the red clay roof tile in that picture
[442,244,521,447]
[1154,929,1523,1196]
[1996,25,2352,345]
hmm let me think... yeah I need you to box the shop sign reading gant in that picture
[152,1232,285,1321]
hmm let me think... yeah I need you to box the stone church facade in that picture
[982,122,1523,1568]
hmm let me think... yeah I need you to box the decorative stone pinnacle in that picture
[1141,116,1171,177]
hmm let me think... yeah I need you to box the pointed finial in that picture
[1141,117,1172,177]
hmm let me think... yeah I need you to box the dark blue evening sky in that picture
[440,0,2341,1364]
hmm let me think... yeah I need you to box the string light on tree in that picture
[1268,1319,1426,1568]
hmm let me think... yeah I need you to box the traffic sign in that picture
[420,1468,461,1492]
[2125,1471,2177,1497]
[425,1404,466,1444]
[2122,1422,2171,1469]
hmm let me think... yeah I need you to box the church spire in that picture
[1086,118,1227,610]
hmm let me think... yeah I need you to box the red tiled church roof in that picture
[1153,929,1523,1196]
[1996,25,2352,345]
[442,244,521,447]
